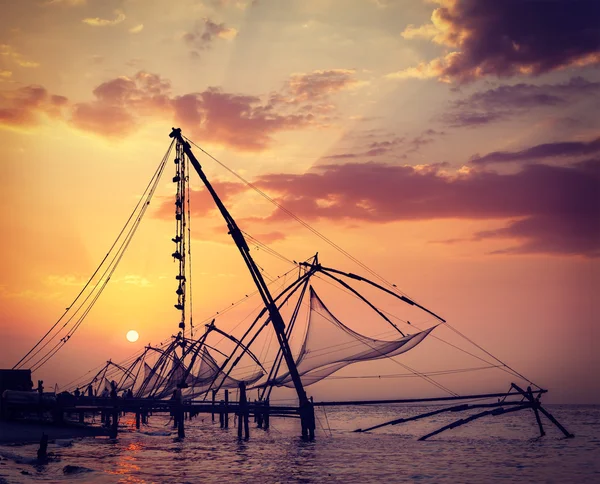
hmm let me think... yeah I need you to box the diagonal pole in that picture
[169,128,313,436]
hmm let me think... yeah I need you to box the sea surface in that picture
[0,404,598,483]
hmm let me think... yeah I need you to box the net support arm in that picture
[309,264,446,323]
[316,268,405,336]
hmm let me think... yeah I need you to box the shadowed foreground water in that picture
[0,404,598,483]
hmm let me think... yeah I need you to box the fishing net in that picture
[135,362,163,397]
[185,348,263,399]
[268,286,437,387]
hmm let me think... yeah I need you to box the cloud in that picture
[0,70,12,79]
[322,129,444,160]
[3,69,358,149]
[280,69,365,103]
[82,10,126,27]
[46,0,86,5]
[470,136,600,165]
[68,68,355,148]
[393,0,600,82]
[0,85,68,129]
[0,44,39,68]
[173,88,313,151]
[183,18,238,54]
[70,71,172,137]
[442,111,505,127]
[475,213,599,257]
[206,0,251,9]
[444,77,600,127]
[70,103,138,137]
[250,158,599,257]
[323,135,405,160]
[129,24,144,34]
[369,0,393,8]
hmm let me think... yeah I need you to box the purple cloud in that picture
[398,0,600,82]
[471,137,600,165]
[251,159,600,257]
[444,77,600,127]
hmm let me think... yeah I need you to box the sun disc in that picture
[126,330,139,343]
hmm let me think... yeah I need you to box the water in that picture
[1,405,598,483]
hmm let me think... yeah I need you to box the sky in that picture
[0,0,598,404]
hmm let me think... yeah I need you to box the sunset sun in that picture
[126,330,139,343]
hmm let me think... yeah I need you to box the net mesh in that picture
[185,348,263,399]
[269,286,437,387]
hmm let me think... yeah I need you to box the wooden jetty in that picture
[6,128,574,443]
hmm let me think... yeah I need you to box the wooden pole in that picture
[211,389,217,423]
[110,384,119,439]
[419,405,529,441]
[536,405,574,438]
[110,408,119,439]
[135,411,141,430]
[527,387,545,437]
[224,390,229,429]
[511,383,573,438]
[219,400,224,428]
[264,399,270,430]
[238,382,249,440]
[256,400,264,428]
[37,433,48,463]
[177,388,185,439]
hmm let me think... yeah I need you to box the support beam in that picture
[211,389,217,423]
[170,128,312,434]
[224,390,229,429]
[316,390,546,407]
[511,383,573,439]
[419,405,530,441]
[527,386,545,437]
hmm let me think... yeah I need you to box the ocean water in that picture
[0,404,598,483]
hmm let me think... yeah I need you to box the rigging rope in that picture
[15,140,174,371]
[182,136,416,300]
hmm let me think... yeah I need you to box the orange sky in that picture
[0,0,598,403]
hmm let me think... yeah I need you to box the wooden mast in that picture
[169,128,314,438]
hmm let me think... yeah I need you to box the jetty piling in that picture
[224,390,229,429]
[211,389,216,422]
[237,382,249,440]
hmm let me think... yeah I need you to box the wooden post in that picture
[224,390,229,429]
[211,389,217,423]
[110,408,119,439]
[177,388,185,439]
[264,399,270,430]
[219,400,225,428]
[512,383,573,438]
[256,400,264,429]
[37,433,48,463]
[110,381,119,438]
[135,411,141,430]
[78,411,84,423]
[238,382,249,440]
[300,397,315,440]
[527,387,545,437]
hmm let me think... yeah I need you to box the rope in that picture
[18,141,174,371]
[183,136,417,301]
